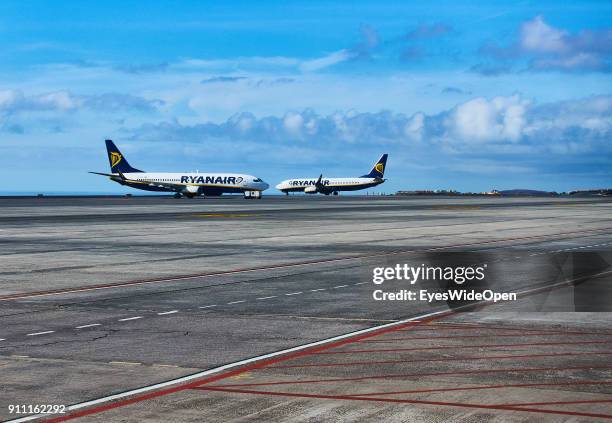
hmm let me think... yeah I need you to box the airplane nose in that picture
[261,182,270,191]
[275,183,283,190]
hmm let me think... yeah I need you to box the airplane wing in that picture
[89,171,188,193]
[314,174,332,194]
[89,171,117,177]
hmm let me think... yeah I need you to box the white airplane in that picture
[90,140,269,198]
[276,154,388,195]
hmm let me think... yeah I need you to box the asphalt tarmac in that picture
[1,195,610,422]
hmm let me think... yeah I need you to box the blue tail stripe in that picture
[361,154,388,178]
[105,140,143,173]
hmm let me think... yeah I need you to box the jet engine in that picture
[304,186,318,194]
[182,185,200,198]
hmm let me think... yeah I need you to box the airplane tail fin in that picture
[105,139,143,173]
[361,154,388,178]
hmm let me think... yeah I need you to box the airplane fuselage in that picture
[112,172,268,196]
[276,177,384,194]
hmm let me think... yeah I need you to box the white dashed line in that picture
[26,330,54,337]
[257,296,277,300]
[199,305,217,309]
[118,316,143,322]
[157,310,179,315]
[354,282,368,285]
[333,285,348,288]
[310,288,326,292]
[76,323,101,329]
[285,292,303,296]
[227,300,246,305]
[0,338,5,341]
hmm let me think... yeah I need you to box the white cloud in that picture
[520,16,568,54]
[283,112,304,134]
[127,94,612,160]
[482,16,612,73]
[299,50,353,72]
[451,95,529,142]
[0,89,162,114]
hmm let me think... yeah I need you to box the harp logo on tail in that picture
[110,152,122,168]
[375,163,384,173]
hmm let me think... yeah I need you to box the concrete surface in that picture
[0,195,610,422]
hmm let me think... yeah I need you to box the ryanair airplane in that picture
[90,140,269,198]
[276,154,388,195]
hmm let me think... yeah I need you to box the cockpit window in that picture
[253,178,262,182]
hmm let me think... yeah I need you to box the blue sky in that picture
[1,0,611,193]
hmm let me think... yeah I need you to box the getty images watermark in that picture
[371,263,517,303]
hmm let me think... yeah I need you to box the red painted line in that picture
[395,323,612,336]
[210,364,612,388]
[346,380,612,397]
[5,225,611,301]
[361,332,612,342]
[269,351,612,369]
[192,386,612,419]
[43,315,448,422]
[495,399,612,407]
[313,339,612,355]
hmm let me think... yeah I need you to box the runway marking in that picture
[11,270,611,423]
[343,380,612,397]
[270,351,612,369]
[110,361,141,366]
[212,364,612,388]
[313,339,612,355]
[192,213,256,218]
[12,266,612,341]
[118,316,143,322]
[3,226,610,302]
[362,332,612,342]
[26,331,54,337]
[494,398,612,407]
[0,338,5,341]
[28,311,450,423]
[192,386,612,420]
[75,324,101,329]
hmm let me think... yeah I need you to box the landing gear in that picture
[333,191,338,196]
[174,193,182,199]
[244,190,262,199]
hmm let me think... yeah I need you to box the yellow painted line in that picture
[192,213,256,218]
[432,205,481,210]
[229,372,252,380]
